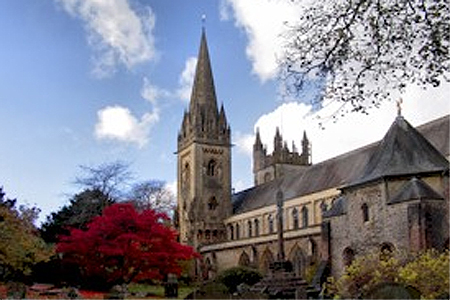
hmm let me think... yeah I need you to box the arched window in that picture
[264,172,271,183]
[229,224,234,240]
[238,251,251,267]
[343,247,355,267]
[292,208,299,230]
[236,223,240,239]
[248,220,252,238]
[207,159,216,176]
[301,206,309,228]
[309,238,317,260]
[362,203,369,222]
[268,214,274,234]
[205,230,210,240]
[254,219,260,237]
[208,196,218,210]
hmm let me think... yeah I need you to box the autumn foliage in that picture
[56,203,196,287]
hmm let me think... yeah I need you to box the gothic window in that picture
[290,247,305,277]
[248,220,252,238]
[268,214,274,234]
[343,247,355,267]
[309,238,317,260]
[292,208,299,230]
[208,196,218,210]
[229,224,234,240]
[236,223,240,239]
[239,251,251,267]
[301,206,309,228]
[182,162,190,196]
[207,159,217,176]
[205,230,210,240]
[362,203,369,222]
[260,249,274,275]
[254,219,260,237]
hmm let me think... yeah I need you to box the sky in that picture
[0,0,448,225]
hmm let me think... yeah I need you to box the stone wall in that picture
[328,174,449,277]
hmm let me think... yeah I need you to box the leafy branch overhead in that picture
[281,0,449,117]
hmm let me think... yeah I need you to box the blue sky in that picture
[0,0,448,224]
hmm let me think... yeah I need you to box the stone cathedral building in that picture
[176,31,450,282]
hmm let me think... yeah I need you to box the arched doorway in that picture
[289,246,306,277]
[260,248,274,275]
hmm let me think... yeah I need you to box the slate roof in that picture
[232,115,449,215]
[348,115,449,187]
[389,177,444,205]
[322,196,347,217]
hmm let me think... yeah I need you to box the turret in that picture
[252,128,312,186]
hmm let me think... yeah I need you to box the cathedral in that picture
[176,30,450,283]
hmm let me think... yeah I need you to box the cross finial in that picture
[396,98,403,116]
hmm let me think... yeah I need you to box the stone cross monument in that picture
[276,189,286,261]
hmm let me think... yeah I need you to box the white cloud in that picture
[141,77,169,105]
[221,0,304,82]
[247,82,450,164]
[57,0,157,77]
[95,105,159,147]
[234,131,255,156]
[177,57,197,102]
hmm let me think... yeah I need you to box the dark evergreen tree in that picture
[40,188,113,244]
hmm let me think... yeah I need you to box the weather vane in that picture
[396,97,403,116]
[202,14,206,29]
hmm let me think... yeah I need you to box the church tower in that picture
[177,30,232,250]
[253,128,311,185]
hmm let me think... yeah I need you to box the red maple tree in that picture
[56,203,196,285]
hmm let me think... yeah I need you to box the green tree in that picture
[40,188,113,244]
[0,188,52,280]
[282,0,449,118]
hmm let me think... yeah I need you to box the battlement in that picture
[253,128,311,185]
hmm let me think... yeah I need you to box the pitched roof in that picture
[232,115,449,215]
[389,177,444,205]
[348,115,449,187]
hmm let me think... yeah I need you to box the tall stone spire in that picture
[189,29,218,115]
[176,29,232,253]
[178,29,229,149]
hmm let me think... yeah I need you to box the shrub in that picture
[327,249,450,299]
[216,266,262,293]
